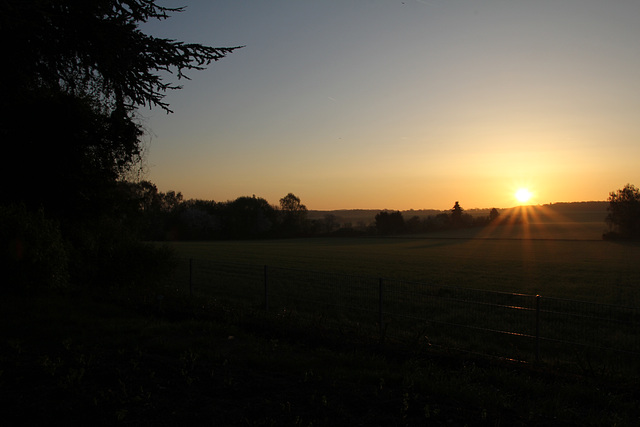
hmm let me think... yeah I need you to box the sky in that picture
[140,0,640,210]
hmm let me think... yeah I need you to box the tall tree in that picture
[224,196,276,239]
[605,184,640,240]
[278,193,308,235]
[450,201,464,227]
[1,1,241,287]
[1,0,241,220]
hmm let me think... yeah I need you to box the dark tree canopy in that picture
[605,184,640,240]
[1,1,241,289]
[279,193,308,235]
[1,0,241,220]
[450,201,464,227]
[375,210,405,235]
[3,0,242,113]
[279,193,307,214]
[226,196,277,239]
[450,201,463,217]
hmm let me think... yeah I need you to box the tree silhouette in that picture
[3,0,241,114]
[1,0,241,219]
[278,193,308,235]
[605,184,640,240]
[225,196,276,239]
[1,1,240,288]
[450,201,464,227]
[375,211,405,235]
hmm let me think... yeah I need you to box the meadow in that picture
[4,216,640,425]
[167,220,640,307]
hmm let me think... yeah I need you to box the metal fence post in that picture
[379,278,384,342]
[189,258,193,297]
[264,265,269,311]
[535,295,541,362]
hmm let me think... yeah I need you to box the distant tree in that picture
[224,196,276,239]
[280,193,307,213]
[405,215,423,233]
[489,208,500,222]
[178,206,220,240]
[450,201,464,228]
[323,214,340,234]
[278,193,308,235]
[356,220,370,232]
[604,184,640,240]
[375,211,405,235]
[434,213,451,229]
[161,191,184,212]
[133,181,163,213]
[119,181,192,240]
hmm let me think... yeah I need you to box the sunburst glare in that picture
[515,188,532,204]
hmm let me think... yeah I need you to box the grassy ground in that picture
[166,230,640,306]
[165,233,640,375]
[4,218,639,425]
[2,287,640,426]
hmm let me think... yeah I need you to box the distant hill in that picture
[308,201,608,227]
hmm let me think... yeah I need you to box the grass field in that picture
[4,289,640,426]
[4,214,640,425]
[166,221,640,307]
[163,222,640,375]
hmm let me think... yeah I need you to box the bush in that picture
[67,216,176,290]
[0,204,69,290]
[0,203,176,293]
[605,184,640,240]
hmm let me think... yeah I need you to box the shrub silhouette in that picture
[0,204,69,290]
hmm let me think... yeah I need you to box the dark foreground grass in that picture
[2,287,640,426]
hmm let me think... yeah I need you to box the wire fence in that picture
[167,258,640,374]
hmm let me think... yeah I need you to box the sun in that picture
[515,188,532,204]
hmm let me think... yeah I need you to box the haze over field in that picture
[307,201,610,239]
[142,0,640,210]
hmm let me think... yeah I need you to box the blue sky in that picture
[140,0,640,210]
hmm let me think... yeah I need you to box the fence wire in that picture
[168,258,640,371]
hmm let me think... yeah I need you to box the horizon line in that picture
[307,200,608,212]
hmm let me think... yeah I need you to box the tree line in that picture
[604,183,640,240]
[120,183,502,240]
[374,202,501,236]
[122,182,309,240]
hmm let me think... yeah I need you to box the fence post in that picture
[535,295,541,362]
[379,278,384,343]
[264,265,269,311]
[189,258,193,297]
